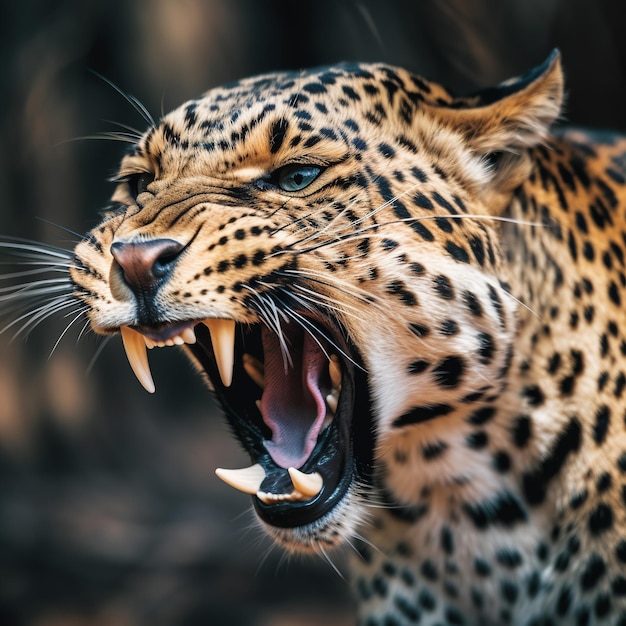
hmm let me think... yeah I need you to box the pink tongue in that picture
[261,325,327,469]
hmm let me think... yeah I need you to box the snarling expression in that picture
[70,58,562,550]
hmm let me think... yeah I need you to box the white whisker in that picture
[0,240,74,259]
[282,304,362,371]
[317,544,345,580]
[48,307,89,359]
[3,297,76,339]
[0,276,71,294]
[86,335,113,375]
[90,71,156,129]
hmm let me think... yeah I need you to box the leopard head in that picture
[71,53,563,551]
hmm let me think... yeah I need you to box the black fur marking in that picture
[392,404,454,427]
[521,417,582,506]
[593,405,611,445]
[445,241,470,264]
[422,440,448,460]
[434,274,455,299]
[463,291,483,316]
[580,553,606,591]
[408,359,430,374]
[462,491,527,530]
[588,503,613,536]
[432,355,466,388]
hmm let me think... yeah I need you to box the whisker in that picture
[271,187,372,243]
[90,71,156,129]
[302,181,420,248]
[500,288,542,321]
[278,267,378,305]
[34,217,85,241]
[2,297,76,339]
[63,132,143,145]
[316,544,345,580]
[288,283,369,322]
[242,285,293,370]
[48,307,89,359]
[281,304,333,363]
[0,239,75,259]
[281,303,363,371]
[86,335,113,375]
[255,536,279,576]
[350,531,385,557]
[76,318,93,343]
[102,119,145,139]
[0,280,73,299]
[0,267,71,281]
[279,213,546,257]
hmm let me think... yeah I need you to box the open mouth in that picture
[119,316,373,529]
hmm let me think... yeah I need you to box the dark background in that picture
[1,2,626,625]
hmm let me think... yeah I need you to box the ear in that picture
[461,49,564,152]
[427,50,564,200]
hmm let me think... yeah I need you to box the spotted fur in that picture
[15,51,626,624]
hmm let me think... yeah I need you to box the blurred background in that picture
[1,1,626,625]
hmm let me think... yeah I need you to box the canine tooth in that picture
[182,327,197,344]
[329,355,342,390]
[326,393,338,414]
[120,326,156,394]
[243,353,265,389]
[203,319,236,387]
[215,463,266,495]
[288,467,323,498]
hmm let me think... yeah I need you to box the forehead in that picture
[124,63,453,175]
[149,64,446,136]
[174,64,408,125]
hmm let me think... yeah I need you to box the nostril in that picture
[152,250,180,278]
[110,238,184,291]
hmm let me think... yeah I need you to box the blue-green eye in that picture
[276,164,322,192]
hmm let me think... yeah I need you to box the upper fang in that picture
[203,319,236,387]
[121,326,156,393]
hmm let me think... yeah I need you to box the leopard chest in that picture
[350,496,588,625]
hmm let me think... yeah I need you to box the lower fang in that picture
[215,463,266,495]
[326,393,338,414]
[288,467,323,498]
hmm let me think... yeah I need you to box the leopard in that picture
[6,49,626,625]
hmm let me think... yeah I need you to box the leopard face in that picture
[62,51,626,623]
[70,57,564,551]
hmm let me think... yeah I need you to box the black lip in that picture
[186,318,375,529]
[135,320,195,342]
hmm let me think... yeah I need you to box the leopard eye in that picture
[275,164,322,192]
[127,172,155,198]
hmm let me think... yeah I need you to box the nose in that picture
[110,239,184,292]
